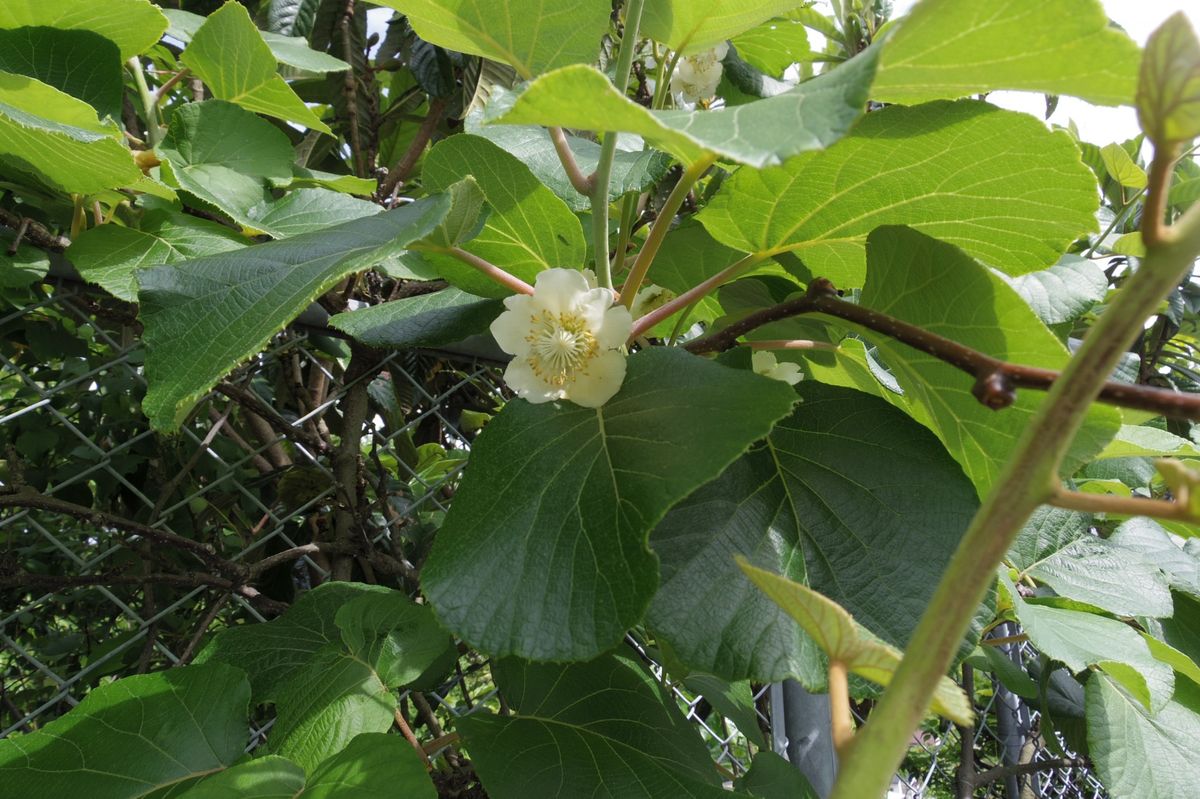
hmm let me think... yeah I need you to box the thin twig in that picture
[394,707,434,770]
[215,382,328,454]
[340,0,365,177]
[972,757,1087,787]
[549,127,594,195]
[380,98,448,198]
[176,592,230,666]
[153,68,191,105]
[433,247,534,295]
[331,348,375,580]
[0,206,70,251]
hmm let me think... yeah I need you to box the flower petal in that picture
[566,350,627,407]
[491,306,533,356]
[596,304,634,350]
[532,268,590,315]
[504,357,562,404]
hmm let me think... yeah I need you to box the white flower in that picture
[630,284,676,320]
[490,268,633,407]
[671,43,729,107]
[752,351,803,386]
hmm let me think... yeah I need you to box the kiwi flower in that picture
[752,351,803,386]
[490,268,633,407]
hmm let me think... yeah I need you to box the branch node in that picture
[972,370,1017,410]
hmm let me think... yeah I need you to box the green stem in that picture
[127,57,163,147]
[434,247,534,295]
[620,153,718,310]
[592,0,646,289]
[829,148,1200,799]
[611,194,640,282]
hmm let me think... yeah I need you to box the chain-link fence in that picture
[1,281,1105,797]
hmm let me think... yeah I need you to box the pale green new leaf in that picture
[739,560,972,724]
[642,0,809,55]
[1097,425,1200,460]
[1101,142,1148,189]
[373,0,610,78]
[165,8,348,73]
[1087,675,1200,799]
[1138,12,1200,146]
[0,72,139,194]
[419,134,584,295]
[330,288,503,349]
[178,3,331,133]
[459,655,730,798]
[699,102,1099,286]
[0,0,167,60]
[70,210,247,302]
[873,0,1141,106]
[485,44,880,167]
[0,663,249,797]
[422,348,797,661]
[139,194,449,430]
[649,384,979,685]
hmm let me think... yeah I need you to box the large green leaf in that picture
[374,0,610,78]
[330,288,504,349]
[165,8,349,74]
[1006,505,1091,572]
[730,17,811,77]
[1012,585,1173,712]
[200,584,449,773]
[419,134,585,295]
[0,72,139,194]
[158,100,294,231]
[460,655,730,798]
[873,0,1140,106]
[139,194,449,430]
[642,0,808,55]
[1023,535,1174,618]
[739,560,973,723]
[178,3,331,134]
[699,101,1099,286]
[1087,675,1200,799]
[649,383,978,684]
[0,0,167,60]
[1097,425,1200,460]
[422,348,797,661]
[1004,255,1108,326]
[246,188,382,239]
[1111,518,1200,598]
[70,210,247,302]
[471,122,673,212]
[735,751,818,799]
[0,28,122,120]
[0,663,250,798]
[817,227,1120,495]
[485,44,880,168]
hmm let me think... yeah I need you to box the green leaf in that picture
[1087,674,1200,799]
[267,0,322,37]
[165,8,349,74]
[419,134,585,295]
[330,288,503,349]
[1100,142,1148,189]
[649,383,979,684]
[139,194,449,430]
[471,122,673,212]
[1006,576,1173,712]
[739,559,973,724]
[373,0,610,78]
[1024,535,1174,618]
[699,102,1099,286]
[0,229,49,289]
[0,663,250,797]
[1138,12,1200,146]
[1162,592,1200,665]
[1007,505,1091,573]
[642,0,808,55]
[734,751,818,799]
[278,167,376,195]
[1097,425,1200,460]
[415,178,488,250]
[70,210,247,302]
[460,655,730,798]
[1142,633,1200,689]
[636,220,744,326]
[422,348,797,661]
[730,18,811,78]
[270,589,450,770]
[0,72,139,194]
[873,0,1140,106]
[1111,518,1200,597]
[815,227,1118,494]
[0,28,122,120]
[178,3,332,134]
[246,188,382,238]
[680,674,767,750]
[1004,255,1108,326]
[158,100,294,231]
[177,756,307,798]
[485,44,880,168]
[0,0,167,60]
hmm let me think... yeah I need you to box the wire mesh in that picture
[1,282,1108,797]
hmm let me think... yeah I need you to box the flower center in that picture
[526,310,599,386]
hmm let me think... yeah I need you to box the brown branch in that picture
[153,68,191,105]
[0,206,70,252]
[972,757,1087,787]
[549,126,595,195]
[215,382,327,455]
[0,569,286,615]
[686,278,1200,422]
[394,707,434,770]
[176,592,230,666]
[0,486,245,580]
[380,97,448,199]
[340,0,365,177]
[331,348,376,580]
